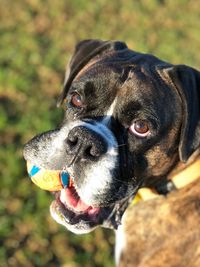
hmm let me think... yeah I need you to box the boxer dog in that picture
[24,40,200,266]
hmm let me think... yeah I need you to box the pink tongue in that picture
[60,188,90,212]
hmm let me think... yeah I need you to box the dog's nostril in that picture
[84,145,100,158]
[85,142,107,159]
[66,136,78,148]
[91,146,101,157]
[84,145,93,157]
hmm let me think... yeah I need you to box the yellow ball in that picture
[26,162,70,191]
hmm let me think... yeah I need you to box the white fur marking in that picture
[80,145,118,204]
[49,119,119,205]
[115,224,126,266]
[102,98,118,125]
[74,120,119,204]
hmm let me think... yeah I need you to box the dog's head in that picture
[23,39,200,234]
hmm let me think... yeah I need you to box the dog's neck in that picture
[135,156,200,202]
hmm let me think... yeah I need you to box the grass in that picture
[0,0,200,266]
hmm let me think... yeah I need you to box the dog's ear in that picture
[57,39,127,106]
[165,65,200,162]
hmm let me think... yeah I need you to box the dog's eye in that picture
[70,93,83,108]
[129,120,150,137]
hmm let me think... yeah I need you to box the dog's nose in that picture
[66,126,107,164]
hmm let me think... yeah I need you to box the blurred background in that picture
[0,0,200,266]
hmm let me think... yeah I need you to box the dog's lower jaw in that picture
[50,200,120,234]
[50,197,100,234]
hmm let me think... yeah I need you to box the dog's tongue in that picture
[60,187,90,212]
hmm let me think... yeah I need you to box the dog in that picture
[23,39,200,266]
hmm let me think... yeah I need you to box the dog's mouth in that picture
[50,183,132,234]
[50,181,118,233]
[52,184,101,222]
[60,184,101,214]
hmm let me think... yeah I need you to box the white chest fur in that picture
[115,222,127,266]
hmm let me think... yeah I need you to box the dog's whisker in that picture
[111,177,130,185]
[117,143,127,148]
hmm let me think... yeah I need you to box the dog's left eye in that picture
[70,92,83,108]
[129,120,150,137]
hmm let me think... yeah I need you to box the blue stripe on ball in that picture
[60,172,69,188]
[29,165,40,177]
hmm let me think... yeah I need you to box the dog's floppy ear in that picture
[165,65,200,162]
[57,39,127,106]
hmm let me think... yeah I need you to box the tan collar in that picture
[132,157,200,204]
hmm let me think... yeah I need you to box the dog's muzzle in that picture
[24,120,132,234]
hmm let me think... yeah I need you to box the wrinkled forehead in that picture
[71,60,124,101]
[117,70,179,123]
[118,68,169,103]
[71,59,179,122]
[75,59,172,99]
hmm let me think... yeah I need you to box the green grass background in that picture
[1,0,200,266]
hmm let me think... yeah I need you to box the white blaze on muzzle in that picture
[55,119,119,205]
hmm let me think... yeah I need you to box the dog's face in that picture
[23,40,200,234]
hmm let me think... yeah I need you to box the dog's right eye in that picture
[70,92,83,108]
